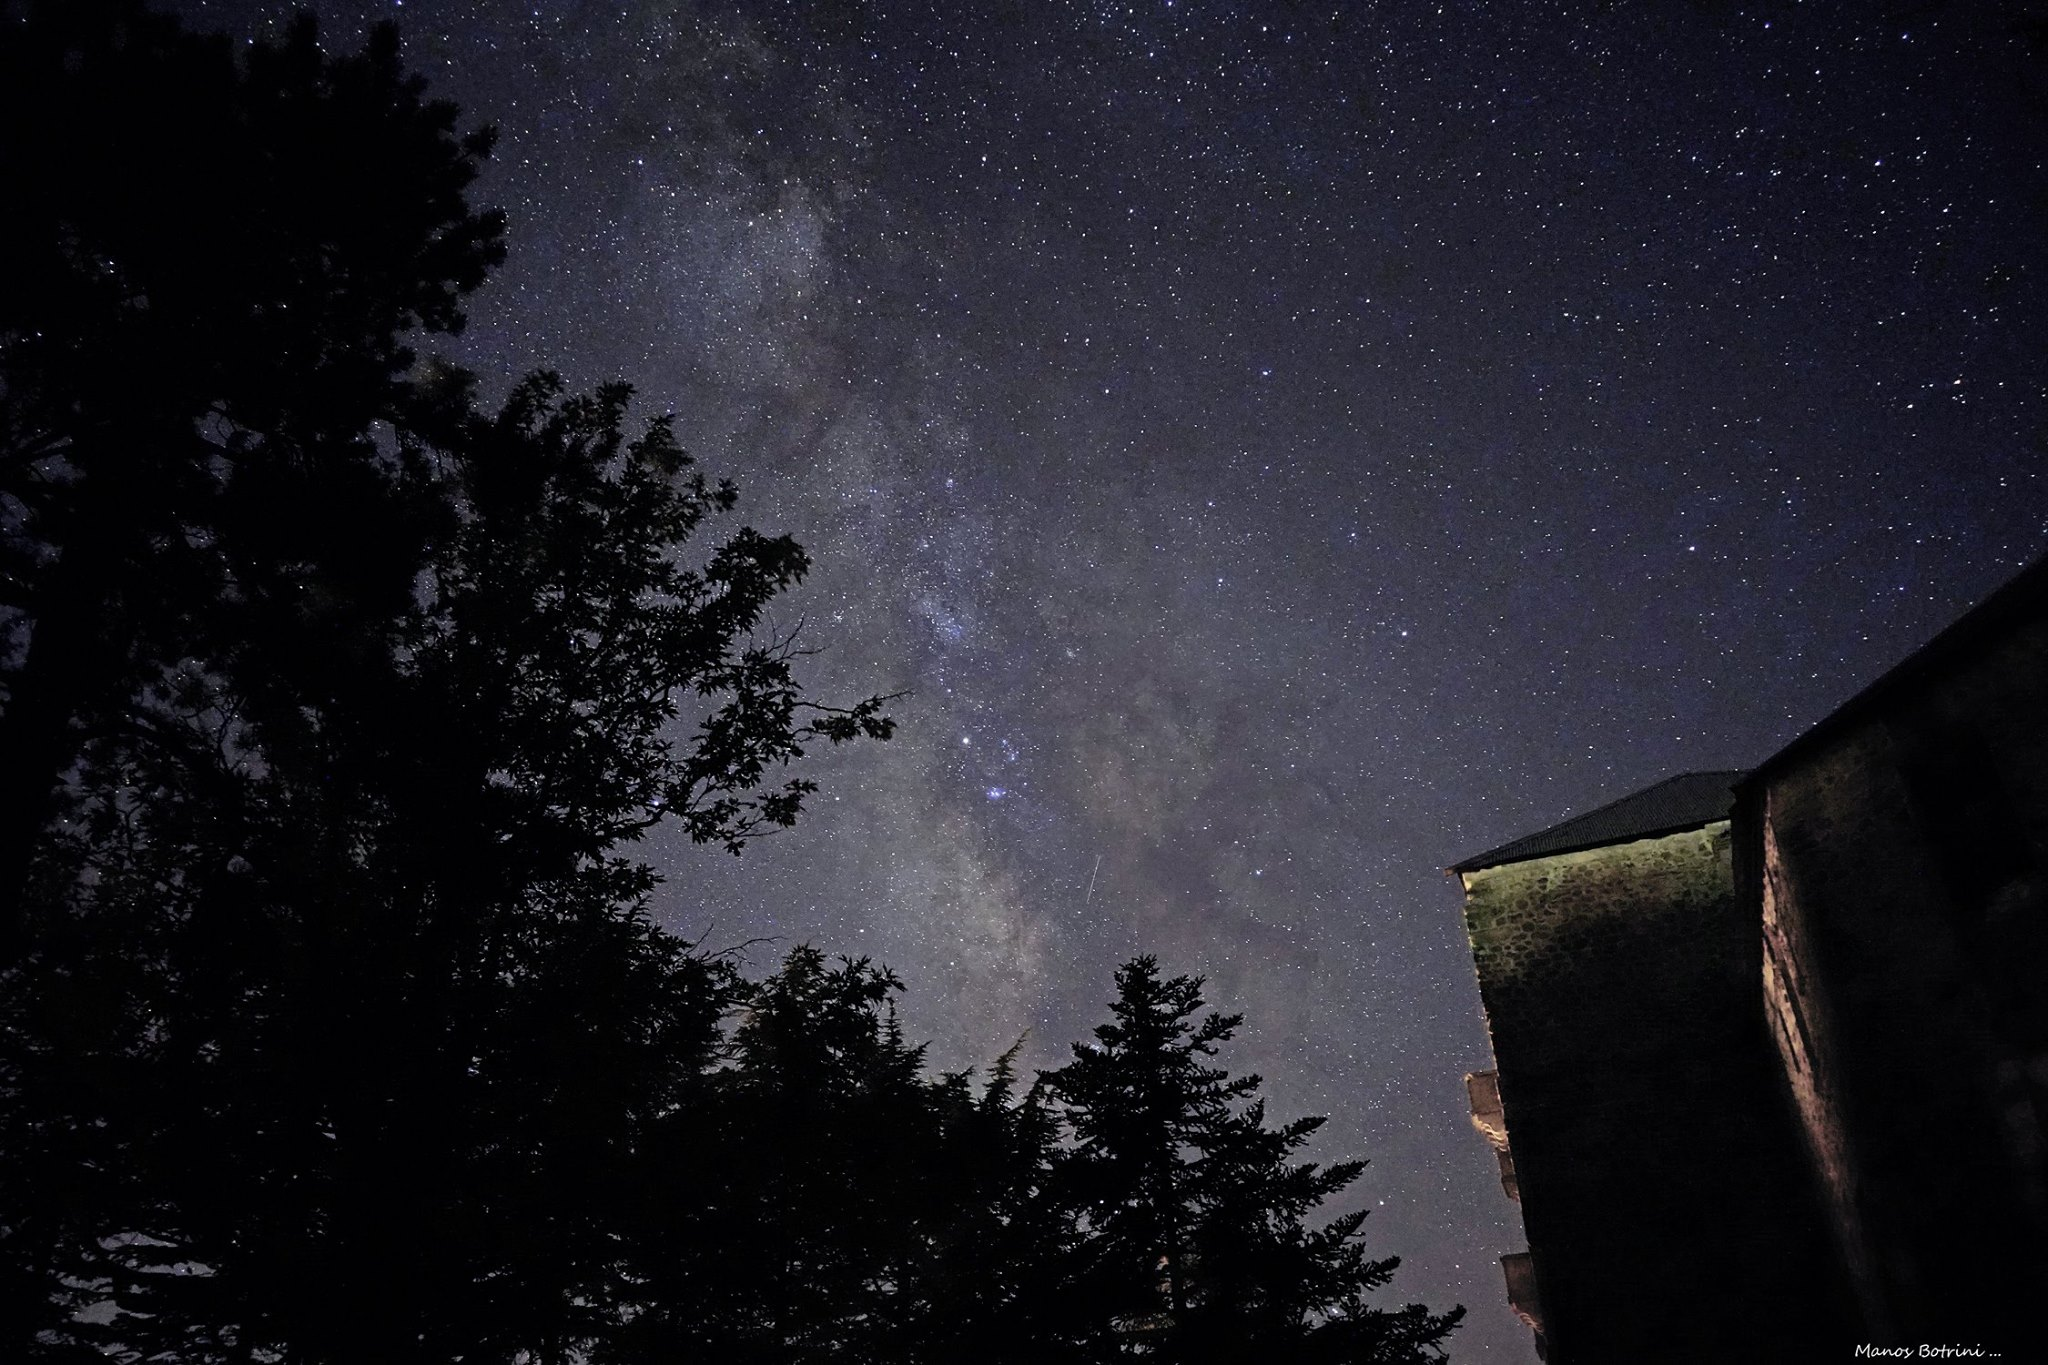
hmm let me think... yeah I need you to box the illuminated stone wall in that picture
[1461,825,1847,1362]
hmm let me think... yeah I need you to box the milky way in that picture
[173,2,2048,1354]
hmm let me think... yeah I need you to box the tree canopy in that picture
[1,4,1460,1362]
[0,0,507,947]
[605,950,1463,1365]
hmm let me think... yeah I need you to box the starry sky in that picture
[174,1,2048,1355]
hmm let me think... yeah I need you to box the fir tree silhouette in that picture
[1043,958,1462,1363]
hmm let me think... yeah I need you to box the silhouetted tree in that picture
[613,949,943,1361]
[2,7,1453,1362]
[2,360,891,1360]
[0,8,891,1354]
[0,1,506,952]
[1,4,505,1353]
[608,951,1463,1364]
[895,1044,1087,1365]
[1043,958,1462,1363]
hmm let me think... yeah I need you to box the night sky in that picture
[174,1,2048,1355]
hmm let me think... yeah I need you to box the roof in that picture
[1738,551,2048,793]
[1449,770,1746,874]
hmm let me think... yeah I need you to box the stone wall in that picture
[1750,604,2048,1343]
[1461,825,1848,1362]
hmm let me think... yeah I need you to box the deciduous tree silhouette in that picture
[1,9,890,1355]
[2,360,892,1360]
[2,7,1456,1362]
[0,0,504,956]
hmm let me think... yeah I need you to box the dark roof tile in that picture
[1450,770,1745,873]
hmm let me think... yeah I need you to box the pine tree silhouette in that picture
[1044,958,1462,1363]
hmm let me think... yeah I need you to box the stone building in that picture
[1451,554,2048,1361]
[1452,775,1849,1361]
[1738,555,2048,1344]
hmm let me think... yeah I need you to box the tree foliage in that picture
[1,5,886,1359]
[603,951,1461,1365]
[1043,959,1464,1363]
[0,0,506,947]
[1,5,1456,1362]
